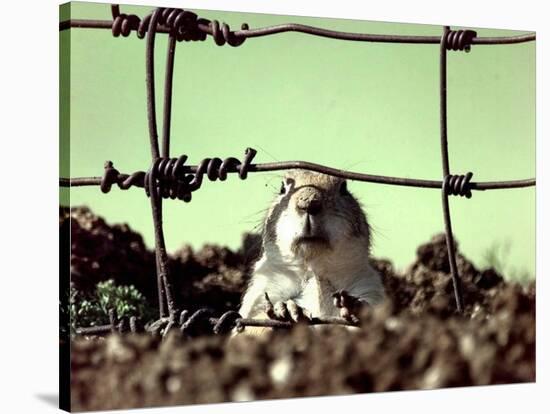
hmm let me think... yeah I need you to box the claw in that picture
[287,300,310,323]
[274,301,290,321]
[264,292,276,319]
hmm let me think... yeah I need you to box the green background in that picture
[60,2,536,279]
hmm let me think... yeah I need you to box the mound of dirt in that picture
[65,206,535,411]
[64,206,260,314]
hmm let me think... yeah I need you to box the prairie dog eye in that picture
[340,180,349,195]
[280,181,286,195]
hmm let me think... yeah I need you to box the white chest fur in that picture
[292,270,339,317]
[238,248,384,319]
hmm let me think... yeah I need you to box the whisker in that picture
[256,145,280,163]
[339,158,373,172]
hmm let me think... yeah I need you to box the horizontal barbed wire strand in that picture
[59,18,535,45]
[59,164,535,191]
[75,315,357,336]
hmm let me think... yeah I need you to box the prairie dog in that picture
[238,170,385,332]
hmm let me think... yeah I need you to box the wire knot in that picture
[157,8,208,41]
[101,161,146,193]
[100,161,121,193]
[213,311,243,334]
[144,148,257,202]
[151,309,245,337]
[443,172,474,198]
[144,156,194,202]
[111,5,207,41]
[179,308,214,335]
[110,5,249,46]
[444,29,477,52]
[111,5,140,37]
[209,20,249,47]
[137,7,206,40]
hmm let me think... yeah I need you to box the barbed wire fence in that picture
[60,4,536,338]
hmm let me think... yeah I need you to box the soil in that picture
[64,206,535,411]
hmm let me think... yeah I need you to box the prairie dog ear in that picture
[280,177,295,195]
[339,180,349,195]
[285,177,295,187]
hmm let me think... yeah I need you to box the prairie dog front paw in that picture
[332,290,367,322]
[264,293,312,323]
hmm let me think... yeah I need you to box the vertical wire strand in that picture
[161,33,177,158]
[145,8,176,319]
[440,27,451,176]
[146,9,161,159]
[155,253,167,318]
[439,26,465,313]
[157,30,179,321]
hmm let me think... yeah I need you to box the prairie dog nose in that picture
[296,194,323,216]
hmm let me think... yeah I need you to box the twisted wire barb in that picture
[444,29,477,52]
[110,4,244,46]
[96,149,258,201]
[444,173,474,198]
[76,309,143,335]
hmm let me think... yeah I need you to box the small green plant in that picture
[69,279,156,335]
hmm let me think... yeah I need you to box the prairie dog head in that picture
[262,170,371,261]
